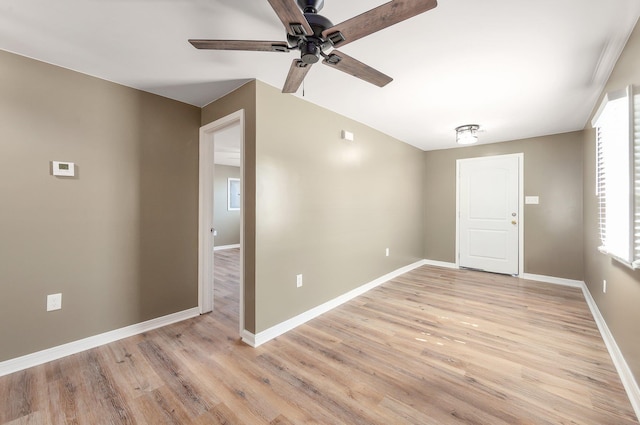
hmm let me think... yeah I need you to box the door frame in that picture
[455,153,524,275]
[198,109,245,334]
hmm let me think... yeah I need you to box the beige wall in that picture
[213,165,241,247]
[201,81,257,332]
[0,50,201,361]
[201,81,426,334]
[423,132,584,280]
[253,81,425,332]
[583,21,640,382]
[3,19,638,391]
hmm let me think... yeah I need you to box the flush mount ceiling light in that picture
[455,124,480,145]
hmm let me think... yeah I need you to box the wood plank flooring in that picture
[0,248,637,424]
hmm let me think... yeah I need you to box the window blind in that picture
[593,86,633,265]
[633,91,640,267]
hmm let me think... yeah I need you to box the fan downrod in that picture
[296,0,324,13]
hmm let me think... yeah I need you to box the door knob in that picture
[511,220,517,225]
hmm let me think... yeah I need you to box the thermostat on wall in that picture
[52,161,75,177]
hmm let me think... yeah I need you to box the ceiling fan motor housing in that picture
[303,13,333,37]
[293,7,334,64]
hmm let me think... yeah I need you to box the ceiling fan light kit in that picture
[189,0,438,93]
[455,124,480,145]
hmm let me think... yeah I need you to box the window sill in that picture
[598,246,640,270]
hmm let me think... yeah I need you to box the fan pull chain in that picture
[302,79,305,97]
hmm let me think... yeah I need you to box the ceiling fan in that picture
[189,0,438,93]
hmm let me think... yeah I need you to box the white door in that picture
[458,155,520,275]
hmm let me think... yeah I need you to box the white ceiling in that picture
[1,0,639,151]
[213,122,241,167]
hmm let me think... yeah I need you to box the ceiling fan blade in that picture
[189,39,290,52]
[267,0,313,36]
[322,50,392,88]
[282,59,312,93]
[322,0,437,48]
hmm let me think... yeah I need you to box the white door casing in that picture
[456,154,523,275]
[198,109,245,334]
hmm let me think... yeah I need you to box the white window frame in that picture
[592,85,639,268]
[227,177,240,211]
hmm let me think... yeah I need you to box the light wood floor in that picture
[1,249,637,424]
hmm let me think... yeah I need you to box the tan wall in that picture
[583,21,640,382]
[253,81,425,332]
[213,164,240,246]
[423,132,584,280]
[3,21,637,390]
[201,81,257,332]
[214,165,241,247]
[0,50,201,361]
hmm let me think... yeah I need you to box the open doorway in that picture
[198,110,244,335]
[212,124,241,251]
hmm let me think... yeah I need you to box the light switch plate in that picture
[525,196,539,205]
[341,130,354,141]
[47,293,62,311]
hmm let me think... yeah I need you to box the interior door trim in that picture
[198,109,245,335]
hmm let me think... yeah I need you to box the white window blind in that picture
[592,86,638,267]
[634,89,640,265]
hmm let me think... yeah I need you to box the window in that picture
[592,85,639,267]
[227,178,240,211]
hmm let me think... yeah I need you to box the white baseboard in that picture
[244,263,640,419]
[520,273,639,420]
[240,329,256,347]
[3,263,637,421]
[214,244,240,251]
[422,259,457,269]
[243,260,427,348]
[580,282,640,420]
[0,307,200,377]
[519,273,584,288]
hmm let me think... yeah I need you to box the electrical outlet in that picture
[296,274,303,288]
[603,280,607,294]
[385,248,390,257]
[47,293,62,311]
